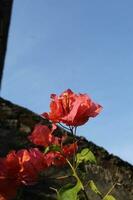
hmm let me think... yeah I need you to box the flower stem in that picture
[58,123,71,131]
[103,182,117,199]
[82,189,91,200]
[66,158,90,200]
[69,126,77,168]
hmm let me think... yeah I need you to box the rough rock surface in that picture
[0,97,133,200]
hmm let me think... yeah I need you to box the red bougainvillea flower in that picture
[43,142,78,167]
[62,143,78,158]
[28,124,61,147]
[43,151,66,167]
[42,89,102,126]
[0,151,21,200]
[0,143,78,199]
[17,148,47,185]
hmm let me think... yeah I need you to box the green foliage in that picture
[88,180,117,200]
[76,148,96,166]
[57,156,84,200]
[58,181,82,200]
[46,147,117,200]
[44,145,61,153]
[103,195,116,200]
[88,180,102,196]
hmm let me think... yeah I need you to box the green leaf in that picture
[103,195,116,200]
[50,144,61,152]
[88,180,101,196]
[44,146,50,153]
[58,180,82,200]
[76,148,96,165]
[44,145,61,153]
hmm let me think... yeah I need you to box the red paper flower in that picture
[62,143,78,157]
[28,124,61,147]
[42,89,102,126]
[43,142,78,167]
[17,148,47,185]
[44,151,66,167]
[0,151,21,200]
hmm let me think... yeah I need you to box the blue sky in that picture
[2,0,133,164]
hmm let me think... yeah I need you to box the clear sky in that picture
[2,0,133,164]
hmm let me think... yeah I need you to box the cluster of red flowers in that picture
[0,89,102,200]
[0,125,77,200]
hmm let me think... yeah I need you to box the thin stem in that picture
[50,187,58,193]
[68,126,77,169]
[103,182,117,199]
[74,126,77,135]
[49,187,59,197]
[56,175,69,180]
[82,190,91,200]
[66,158,90,200]
[58,123,71,131]
[69,125,74,134]
[66,158,76,175]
